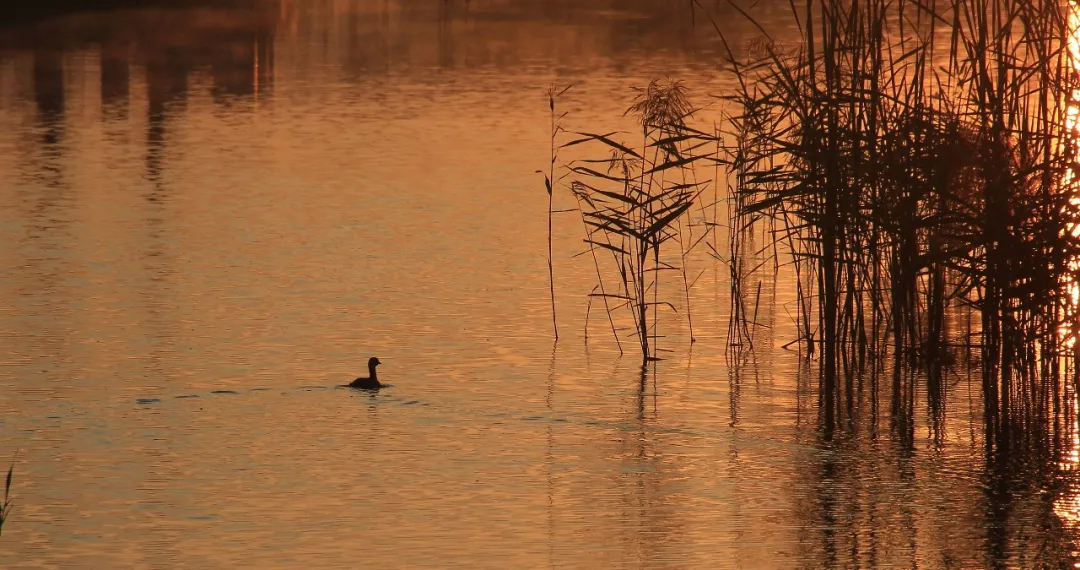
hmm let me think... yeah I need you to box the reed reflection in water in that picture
[0,0,1077,567]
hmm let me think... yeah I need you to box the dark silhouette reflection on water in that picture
[100,37,128,118]
[623,363,683,567]
[545,345,556,568]
[789,392,1078,567]
[141,65,178,377]
[9,46,74,381]
[145,54,188,186]
[1,2,278,119]
[32,48,63,146]
[26,45,68,234]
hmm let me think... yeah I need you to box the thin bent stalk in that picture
[564,80,721,364]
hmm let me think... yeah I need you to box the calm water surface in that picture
[0,0,1076,567]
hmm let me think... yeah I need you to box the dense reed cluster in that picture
[547,0,1080,451]
[723,0,1080,446]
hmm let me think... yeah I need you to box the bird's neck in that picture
[369,366,378,381]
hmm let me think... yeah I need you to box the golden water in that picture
[0,0,1073,567]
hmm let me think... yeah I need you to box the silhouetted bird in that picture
[349,357,382,389]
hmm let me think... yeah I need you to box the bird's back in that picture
[349,377,381,390]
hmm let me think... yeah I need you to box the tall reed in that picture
[564,80,721,364]
[0,459,13,538]
[543,86,571,341]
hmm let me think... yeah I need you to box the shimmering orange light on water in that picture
[1054,5,1080,547]
[1067,6,1080,322]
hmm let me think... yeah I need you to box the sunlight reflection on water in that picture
[0,0,1076,567]
[1054,5,1080,560]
